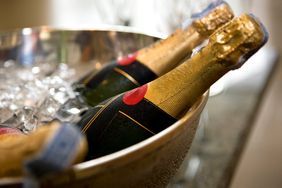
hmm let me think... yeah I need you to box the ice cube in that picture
[3,106,38,133]
[56,97,89,123]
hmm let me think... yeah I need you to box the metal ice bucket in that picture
[0,27,208,188]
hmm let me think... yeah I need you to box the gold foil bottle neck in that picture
[207,13,268,69]
[192,2,234,36]
[137,2,234,76]
[144,13,268,118]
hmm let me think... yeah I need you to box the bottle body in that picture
[77,13,268,159]
[79,87,176,159]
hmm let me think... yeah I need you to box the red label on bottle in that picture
[123,84,148,105]
[0,127,22,136]
[117,52,138,66]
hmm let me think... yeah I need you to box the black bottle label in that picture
[77,85,176,159]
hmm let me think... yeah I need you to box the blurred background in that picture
[0,0,281,187]
[0,0,253,34]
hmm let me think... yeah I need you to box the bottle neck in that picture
[137,27,202,76]
[135,2,234,77]
[144,45,229,118]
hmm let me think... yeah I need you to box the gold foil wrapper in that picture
[145,14,267,118]
[0,122,88,178]
[137,2,234,76]
[137,27,201,76]
[208,13,267,68]
[192,2,234,36]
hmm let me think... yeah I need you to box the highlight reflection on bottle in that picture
[78,14,269,159]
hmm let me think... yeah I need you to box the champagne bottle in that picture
[75,1,234,106]
[77,14,268,159]
[0,122,88,178]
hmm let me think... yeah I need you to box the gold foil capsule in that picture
[192,2,234,36]
[208,13,268,68]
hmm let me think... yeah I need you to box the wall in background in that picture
[0,0,50,30]
[0,0,252,34]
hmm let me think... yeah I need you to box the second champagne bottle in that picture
[74,1,234,106]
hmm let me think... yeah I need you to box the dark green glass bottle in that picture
[77,14,268,159]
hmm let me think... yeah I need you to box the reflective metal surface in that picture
[0,26,208,187]
[0,26,161,71]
